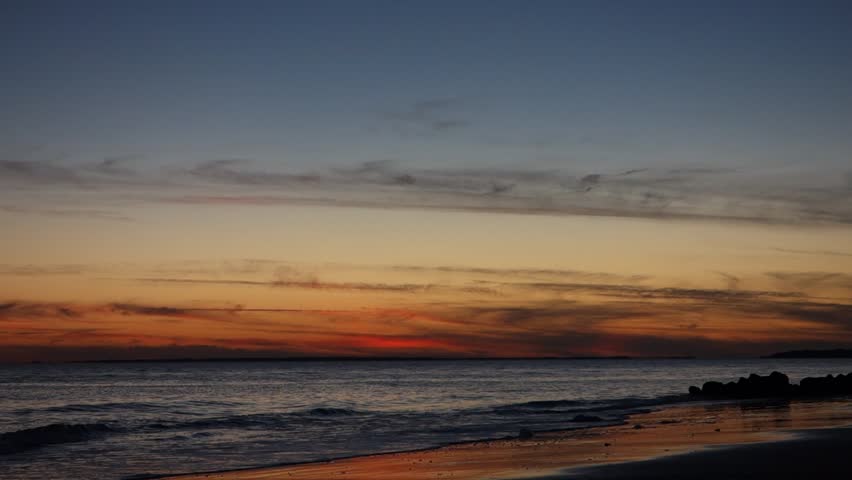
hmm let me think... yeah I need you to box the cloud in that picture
[129,276,498,295]
[0,301,82,320]
[0,205,132,221]
[579,174,601,190]
[5,334,847,363]
[0,345,302,363]
[0,264,89,276]
[87,156,139,177]
[149,259,281,276]
[461,304,651,327]
[497,281,804,304]
[3,155,852,225]
[452,298,852,357]
[109,303,190,317]
[716,272,741,290]
[0,259,290,278]
[0,259,648,287]
[772,248,852,258]
[108,261,852,312]
[186,159,321,186]
[158,161,852,225]
[764,302,852,328]
[381,98,470,135]
[0,157,142,188]
[273,265,319,283]
[389,264,649,283]
[2,291,852,362]
[767,272,852,292]
[106,262,653,297]
[0,160,81,185]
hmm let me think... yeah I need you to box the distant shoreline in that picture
[9,348,852,364]
[764,349,852,359]
[63,355,690,364]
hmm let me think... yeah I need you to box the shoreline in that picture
[162,397,852,480]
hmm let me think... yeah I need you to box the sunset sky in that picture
[2,0,851,362]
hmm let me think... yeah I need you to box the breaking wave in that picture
[0,423,115,455]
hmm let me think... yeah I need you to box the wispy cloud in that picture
[186,159,321,186]
[0,205,133,221]
[772,247,852,258]
[3,292,851,361]
[3,154,852,225]
[0,157,144,188]
[165,161,852,224]
[767,271,852,292]
[0,264,89,276]
[380,98,470,136]
[129,276,501,296]
[389,264,649,283]
[716,272,741,290]
[0,160,82,185]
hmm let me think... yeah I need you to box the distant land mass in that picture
[766,349,852,359]
[55,355,694,364]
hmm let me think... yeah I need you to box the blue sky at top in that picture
[2,0,851,173]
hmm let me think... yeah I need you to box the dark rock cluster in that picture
[688,371,852,399]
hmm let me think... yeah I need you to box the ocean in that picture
[3,358,852,480]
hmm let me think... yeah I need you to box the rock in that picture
[518,428,534,440]
[701,381,725,396]
[799,373,852,396]
[766,371,791,393]
[633,424,644,429]
[690,371,850,399]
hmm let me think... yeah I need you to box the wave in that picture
[0,423,115,455]
[146,407,368,431]
[13,399,242,415]
[306,407,359,416]
[502,399,585,409]
[0,395,692,457]
[491,394,692,418]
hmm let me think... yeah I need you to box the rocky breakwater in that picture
[688,372,852,399]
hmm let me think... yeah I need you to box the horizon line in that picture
[10,355,703,364]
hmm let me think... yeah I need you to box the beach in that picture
[166,397,852,480]
[5,361,852,480]
[562,426,852,480]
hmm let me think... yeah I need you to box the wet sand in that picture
[556,426,852,480]
[166,398,852,480]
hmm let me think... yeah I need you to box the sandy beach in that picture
[165,397,852,480]
[560,426,852,480]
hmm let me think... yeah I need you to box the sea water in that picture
[3,358,852,479]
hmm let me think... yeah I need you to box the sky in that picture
[1,0,851,362]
